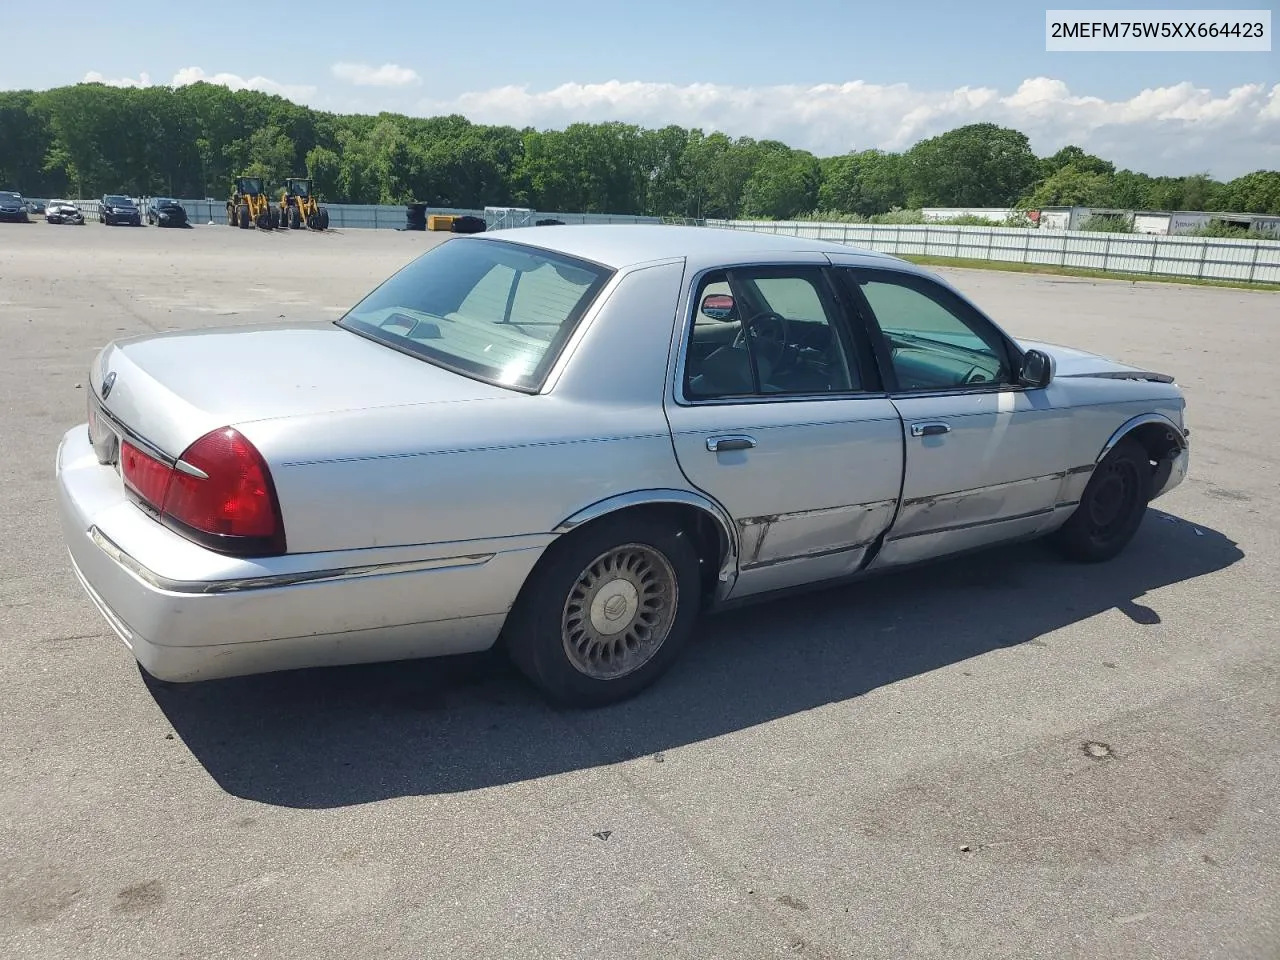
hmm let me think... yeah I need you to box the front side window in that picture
[684,267,859,399]
[339,238,613,391]
[851,272,1011,391]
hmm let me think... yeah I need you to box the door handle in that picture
[706,435,757,452]
[910,421,951,438]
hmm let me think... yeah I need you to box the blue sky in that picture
[3,0,1277,176]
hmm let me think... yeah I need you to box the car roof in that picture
[476,223,902,271]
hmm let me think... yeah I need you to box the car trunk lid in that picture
[89,321,514,459]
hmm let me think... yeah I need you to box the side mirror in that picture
[700,293,736,321]
[1019,348,1055,389]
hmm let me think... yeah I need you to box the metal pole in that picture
[1247,242,1260,283]
[1103,234,1112,272]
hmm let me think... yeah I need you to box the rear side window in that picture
[339,238,613,391]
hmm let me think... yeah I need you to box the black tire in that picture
[1050,436,1153,563]
[317,207,329,229]
[288,206,301,229]
[305,212,318,230]
[237,204,250,229]
[503,512,702,707]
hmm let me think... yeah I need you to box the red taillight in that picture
[121,441,173,510]
[120,428,285,556]
[164,428,279,541]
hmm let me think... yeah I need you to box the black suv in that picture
[146,197,190,227]
[99,194,142,226]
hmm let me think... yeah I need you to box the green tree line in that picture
[2,82,1278,218]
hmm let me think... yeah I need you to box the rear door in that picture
[663,261,904,598]
[833,263,1074,567]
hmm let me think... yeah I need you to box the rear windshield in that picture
[338,238,613,391]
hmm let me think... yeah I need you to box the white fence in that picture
[707,219,1280,285]
[30,198,1280,284]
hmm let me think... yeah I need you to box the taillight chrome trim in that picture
[174,459,209,479]
[89,395,173,467]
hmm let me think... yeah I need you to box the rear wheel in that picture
[1050,436,1153,563]
[237,204,250,229]
[504,514,702,707]
[317,207,330,230]
[288,206,301,229]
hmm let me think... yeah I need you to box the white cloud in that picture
[82,67,315,102]
[330,62,421,88]
[171,66,316,102]
[418,77,1280,179]
[83,71,153,89]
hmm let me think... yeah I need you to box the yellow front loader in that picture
[226,176,278,229]
[276,177,330,230]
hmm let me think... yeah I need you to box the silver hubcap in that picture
[561,543,678,681]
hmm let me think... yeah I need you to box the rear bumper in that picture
[56,425,546,682]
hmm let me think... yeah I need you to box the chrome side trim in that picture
[740,538,878,571]
[1097,412,1186,462]
[87,526,494,595]
[553,488,740,587]
[898,467,1092,510]
[887,506,1055,542]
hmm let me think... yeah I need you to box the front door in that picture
[664,263,904,598]
[835,265,1074,568]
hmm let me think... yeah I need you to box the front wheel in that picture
[1050,436,1153,563]
[503,514,702,707]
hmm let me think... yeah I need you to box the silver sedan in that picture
[55,225,1190,706]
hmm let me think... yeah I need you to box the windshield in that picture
[239,178,263,193]
[291,181,311,197]
[154,197,176,205]
[0,192,20,201]
[338,238,613,391]
[105,195,133,205]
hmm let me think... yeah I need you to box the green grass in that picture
[897,254,1280,292]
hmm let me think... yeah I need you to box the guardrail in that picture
[706,219,1280,285]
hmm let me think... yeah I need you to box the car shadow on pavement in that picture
[150,509,1242,808]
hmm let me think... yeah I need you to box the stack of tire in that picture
[450,215,486,234]
[536,218,564,226]
[404,203,428,231]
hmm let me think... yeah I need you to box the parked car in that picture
[145,197,190,227]
[0,191,31,223]
[27,198,46,215]
[56,226,1190,706]
[99,194,141,226]
[45,200,85,225]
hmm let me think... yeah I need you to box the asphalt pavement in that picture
[1,222,1276,959]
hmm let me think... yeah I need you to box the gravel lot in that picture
[1,222,1277,959]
